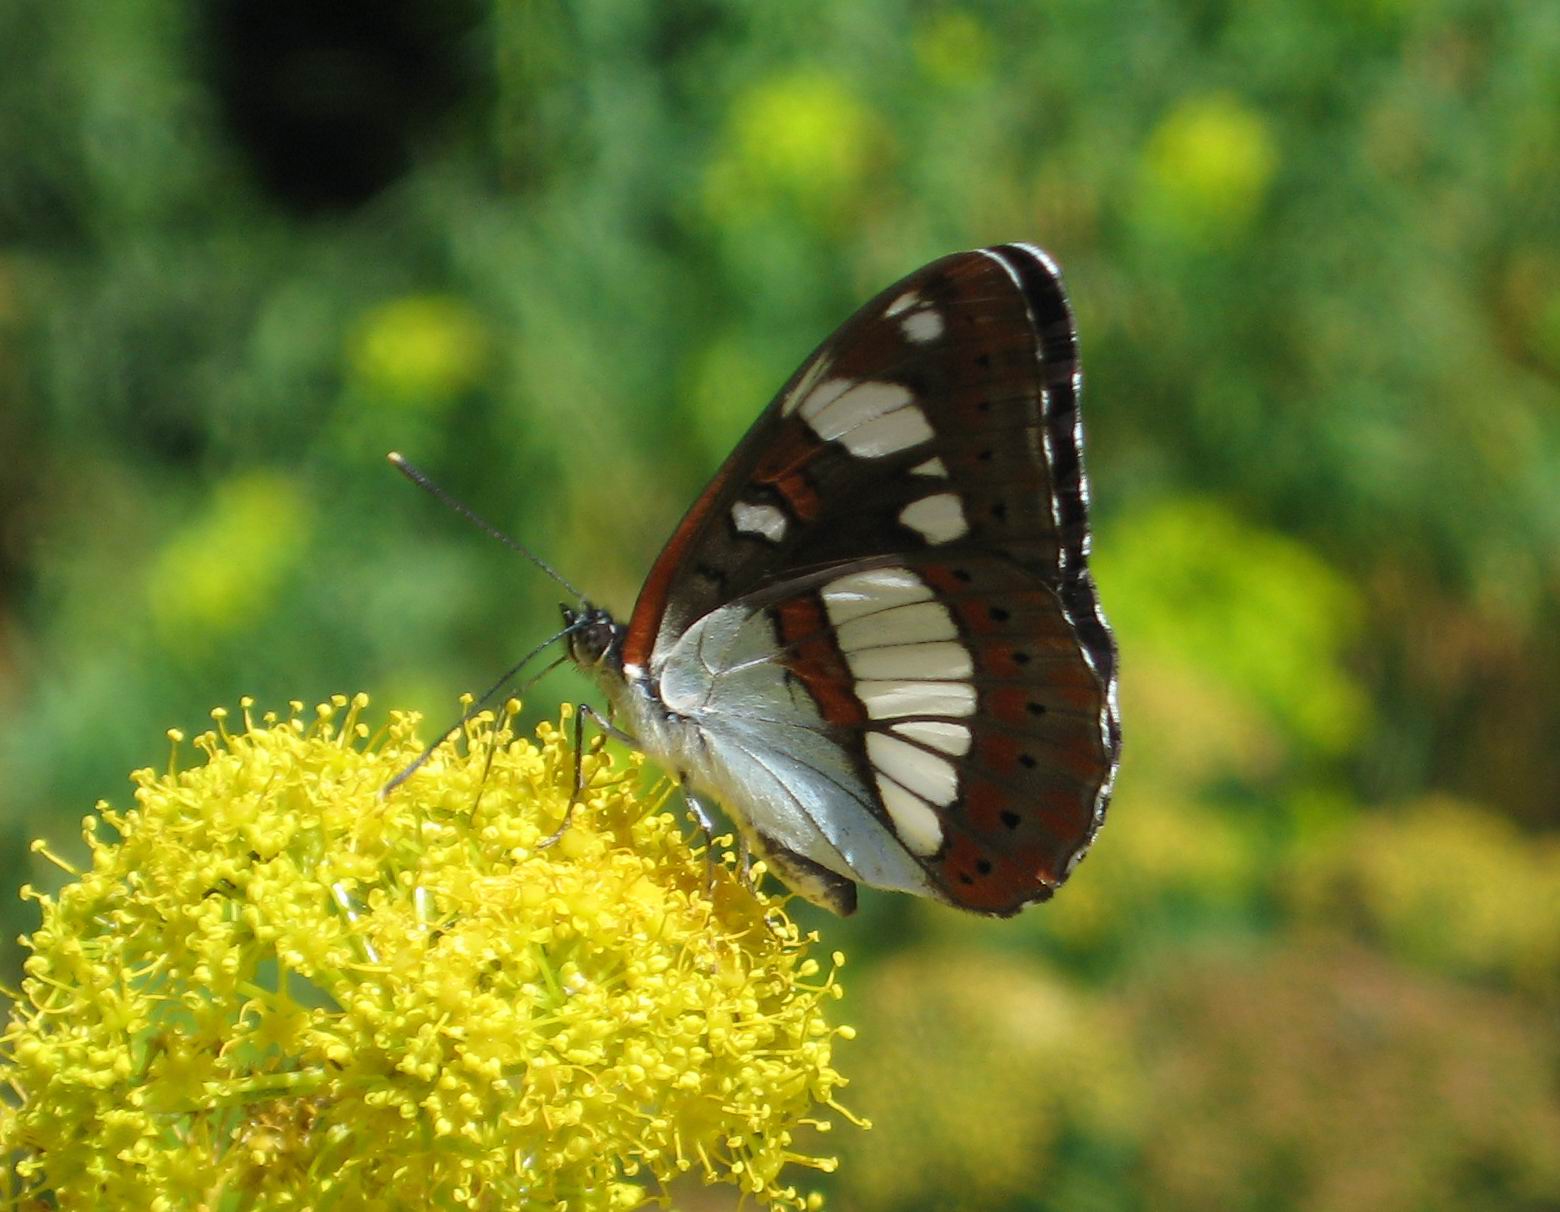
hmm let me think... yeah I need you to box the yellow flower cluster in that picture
[0,696,855,1209]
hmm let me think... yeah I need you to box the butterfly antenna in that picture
[380,620,582,796]
[388,451,586,603]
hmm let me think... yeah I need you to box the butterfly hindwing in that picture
[663,553,1112,914]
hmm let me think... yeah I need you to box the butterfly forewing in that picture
[622,244,1119,914]
[627,249,1070,666]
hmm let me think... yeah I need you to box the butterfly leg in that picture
[682,785,719,836]
[539,703,636,849]
[683,779,717,854]
[681,785,724,892]
[577,701,638,748]
[733,830,759,896]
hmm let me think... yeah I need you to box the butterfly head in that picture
[562,603,623,672]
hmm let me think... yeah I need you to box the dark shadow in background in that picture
[204,0,487,213]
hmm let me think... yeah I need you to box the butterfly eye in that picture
[564,610,620,668]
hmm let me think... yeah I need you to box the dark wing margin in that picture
[980,243,1121,899]
[981,242,1118,706]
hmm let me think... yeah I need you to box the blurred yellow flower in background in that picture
[1094,497,1366,761]
[145,472,313,642]
[1139,93,1279,243]
[349,294,490,407]
[0,697,855,1209]
[705,72,886,229]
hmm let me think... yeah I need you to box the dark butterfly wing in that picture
[628,244,1119,912]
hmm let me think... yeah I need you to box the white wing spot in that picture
[857,678,977,719]
[835,406,933,457]
[910,457,949,477]
[874,776,945,856]
[821,568,931,624]
[804,377,879,424]
[802,380,930,458]
[799,377,891,426]
[899,493,969,544]
[891,720,972,756]
[796,376,852,420]
[885,290,921,317]
[869,733,958,806]
[902,309,945,343]
[846,640,971,681]
[836,601,957,653]
[730,500,787,542]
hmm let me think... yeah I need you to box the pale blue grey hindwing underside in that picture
[646,586,939,901]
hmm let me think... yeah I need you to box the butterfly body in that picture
[567,245,1120,916]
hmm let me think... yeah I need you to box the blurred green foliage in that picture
[1,0,1556,1208]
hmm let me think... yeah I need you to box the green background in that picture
[2,1,1557,1208]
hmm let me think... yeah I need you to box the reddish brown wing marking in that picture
[751,426,827,523]
[773,595,866,726]
[620,459,738,670]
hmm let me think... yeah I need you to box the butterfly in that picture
[557,244,1120,917]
